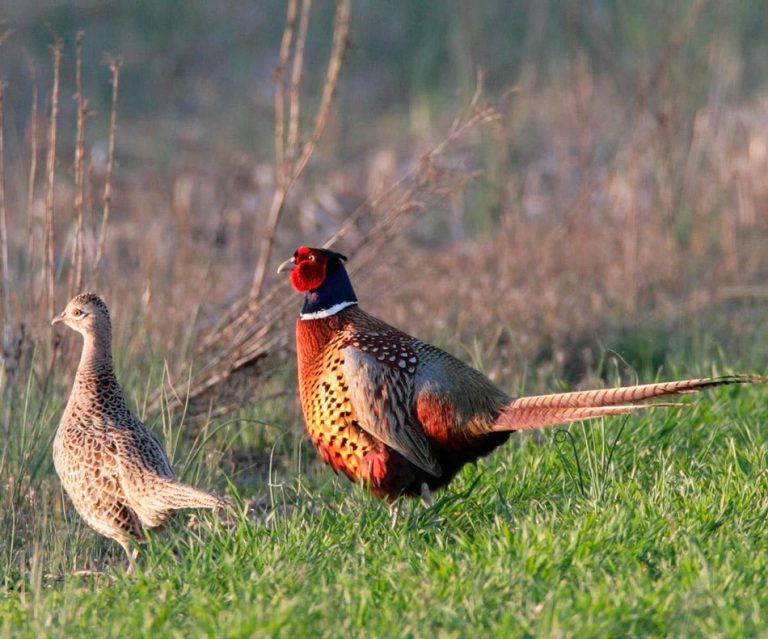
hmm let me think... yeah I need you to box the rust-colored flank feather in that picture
[279,247,766,504]
[52,293,227,571]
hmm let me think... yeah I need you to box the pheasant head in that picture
[278,246,358,319]
[52,292,112,339]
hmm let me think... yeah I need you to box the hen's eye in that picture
[72,308,82,317]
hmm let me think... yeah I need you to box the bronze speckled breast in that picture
[297,322,379,483]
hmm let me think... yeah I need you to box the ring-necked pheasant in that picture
[52,293,228,572]
[278,246,764,509]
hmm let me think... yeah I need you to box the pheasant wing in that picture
[343,347,442,476]
[108,418,175,480]
[107,418,225,520]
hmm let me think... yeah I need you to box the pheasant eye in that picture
[307,255,316,261]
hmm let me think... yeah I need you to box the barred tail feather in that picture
[493,374,765,432]
[154,480,229,511]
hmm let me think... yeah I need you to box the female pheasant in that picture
[279,246,763,506]
[52,293,228,572]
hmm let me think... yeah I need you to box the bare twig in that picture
[94,56,121,275]
[0,82,11,365]
[44,39,62,345]
[249,182,290,301]
[293,0,350,177]
[249,0,350,301]
[0,79,12,451]
[25,53,39,260]
[273,0,298,190]
[249,0,301,301]
[314,73,498,262]
[286,0,312,164]
[72,31,88,294]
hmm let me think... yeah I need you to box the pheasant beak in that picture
[276,257,295,274]
[51,311,66,326]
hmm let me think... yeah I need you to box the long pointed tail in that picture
[493,374,766,432]
[153,479,231,511]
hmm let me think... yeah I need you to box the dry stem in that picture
[273,0,298,190]
[286,0,312,163]
[249,0,350,301]
[293,0,350,177]
[25,53,39,260]
[94,56,121,275]
[0,82,11,365]
[71,31,88,294]
[0,80,11,450]
[43,39,62,345]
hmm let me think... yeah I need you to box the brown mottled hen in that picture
[278,246,764,510]
[52,293,227,572]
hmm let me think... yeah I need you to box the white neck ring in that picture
[300,300,357,320]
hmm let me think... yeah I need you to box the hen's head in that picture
[51,292,112,337]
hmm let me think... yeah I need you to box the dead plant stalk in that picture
[25,55,39,260]
[44,40,62,351]
[0,81,14,448]
[71,31,88,295]
[94,56,121,275]
[249,0,350,300]
[0,82,11,371]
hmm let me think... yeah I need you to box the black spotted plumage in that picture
[280,246,765,505]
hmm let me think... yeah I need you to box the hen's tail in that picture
[130,478,233,530]
[154,480,231,511]
[493,375,765,432]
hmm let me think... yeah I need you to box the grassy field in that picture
[2,1,768,637]
[2,375,767,637]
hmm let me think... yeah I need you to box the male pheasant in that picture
[279,246,764,506]
[52,293,228,572]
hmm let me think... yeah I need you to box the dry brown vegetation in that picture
[0,2,766,589]
[0,3,766,437]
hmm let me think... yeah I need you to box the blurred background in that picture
[1,0,767,504]
[4,2,768,621]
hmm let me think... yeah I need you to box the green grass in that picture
[1,378,767,638]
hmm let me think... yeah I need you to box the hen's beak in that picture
[51,312,66,326]
[276,257,295,274]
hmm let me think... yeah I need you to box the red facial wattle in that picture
[289,249,328,292]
